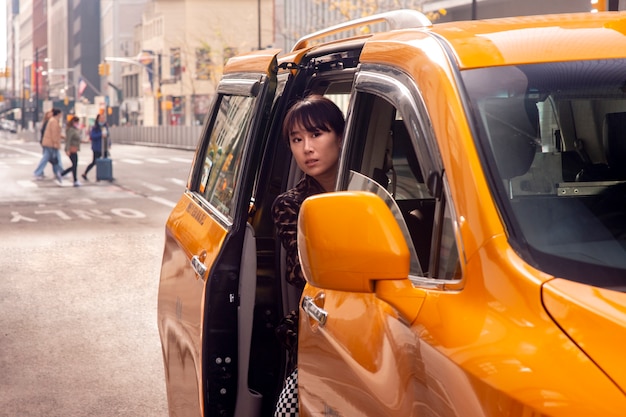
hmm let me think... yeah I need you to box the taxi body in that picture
[158,10,626,416]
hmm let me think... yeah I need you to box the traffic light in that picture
[98,62,110,76]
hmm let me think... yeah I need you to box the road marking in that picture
[120,158,143,164]
[148,196,177,208]
[146,158,169,164]
[141,181,167,192]
[169,178,186,187]
[0,143,42,157]
[67,198,97,205]
[17,180,38,188]
[8,207,148,223]
[170,157,193,163]
[16,159,35,165]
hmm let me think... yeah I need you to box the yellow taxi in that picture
[158,9,626,416]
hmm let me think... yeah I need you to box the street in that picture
[0,130,192,417]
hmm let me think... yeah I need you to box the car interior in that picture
[473,71,626,286]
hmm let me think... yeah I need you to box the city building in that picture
[1,0,624,128]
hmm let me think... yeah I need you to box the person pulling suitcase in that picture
[82,113,113,182]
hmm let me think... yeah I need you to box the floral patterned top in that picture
[272,175,326,290]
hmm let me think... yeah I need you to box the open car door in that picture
[157,49,280,417]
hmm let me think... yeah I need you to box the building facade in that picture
[3,0,625,128]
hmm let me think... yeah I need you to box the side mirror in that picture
[297,191,410,292]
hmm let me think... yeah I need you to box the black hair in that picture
[281,95,345,143]
[52,108,61,116]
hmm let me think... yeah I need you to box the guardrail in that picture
[17,124,203,151]
[109,125,202,150]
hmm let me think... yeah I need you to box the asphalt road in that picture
[0,129,194,417]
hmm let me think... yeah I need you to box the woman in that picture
[271,95,345,417]
[40,110,52,144]
[61,116,82,187]
[82,114,109,181]
[34,108,64,184]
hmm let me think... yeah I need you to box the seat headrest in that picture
[603,112,626,179]
[391,120,423,182]
[482,98,539,179]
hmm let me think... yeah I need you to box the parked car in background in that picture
[158,9,626,417]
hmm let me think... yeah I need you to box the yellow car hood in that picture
[542,278,626,392]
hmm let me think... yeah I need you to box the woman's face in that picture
[288,122,342,189]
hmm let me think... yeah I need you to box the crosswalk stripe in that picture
[169,178,186,187]
[141,182,167,192]
[146,158,169,164]
[148,196,177,208]
[170,157,193,163]
[17,180,38,188]
[120,158,143,164]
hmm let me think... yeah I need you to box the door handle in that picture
[191,254,207,279]
[302,295,327,326]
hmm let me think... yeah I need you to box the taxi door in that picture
[157,49,280,417]
[298,67,463,416]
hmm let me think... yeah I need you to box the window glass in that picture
[347,91,460,281]
[437,199,462,281]
[463,60,626,287]
[199,95,255,220]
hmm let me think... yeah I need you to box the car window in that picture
[463,60,626,287]
[197,94,255,221]
[345,88,461,283]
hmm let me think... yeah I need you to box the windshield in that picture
[462,60,626,288]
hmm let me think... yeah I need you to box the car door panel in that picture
[299,287,425,416]
[158,195,229,417]
[158,50,280,417]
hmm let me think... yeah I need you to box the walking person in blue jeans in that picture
[33,108,64,185]
[82,114,109,181]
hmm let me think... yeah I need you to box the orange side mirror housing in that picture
[297,191,410,292]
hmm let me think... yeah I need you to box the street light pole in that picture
[105,52,165,126]
[158,52,162,126]
[20,60,25,130]
[34,48,39,139]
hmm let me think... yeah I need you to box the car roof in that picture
[224,11,626,76]
[426,12,626,68]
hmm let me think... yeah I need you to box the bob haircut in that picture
[281,95,345,143]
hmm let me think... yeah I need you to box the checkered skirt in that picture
[274,368,299,416]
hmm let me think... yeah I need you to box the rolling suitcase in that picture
[96,126,113,181]
[96,157,113,181]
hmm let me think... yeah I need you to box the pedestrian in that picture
[271,95,345,417]
[40,110,52,144]
[33,108,64,185]
[33,109,57,179]
[82,113,109,181]
[61,116,82,187]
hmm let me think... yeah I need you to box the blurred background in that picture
[0,0,622,135]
